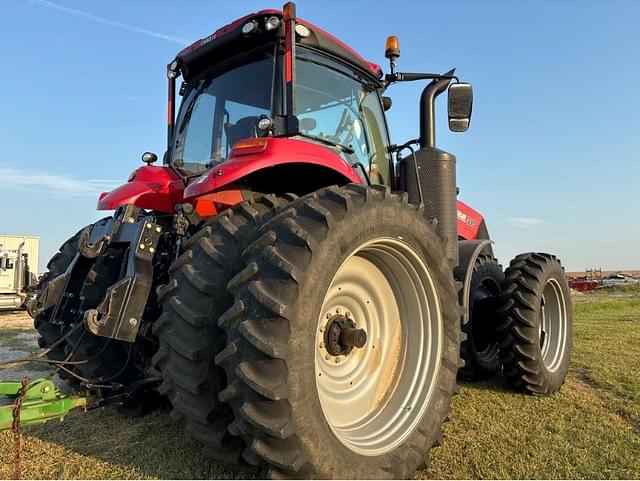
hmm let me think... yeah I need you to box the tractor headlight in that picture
[241,20,258,34]
[295,24,310,38]
[257,117,273,131]
[168,60,180,79]
[265,16,280,31]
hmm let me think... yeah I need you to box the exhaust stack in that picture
[401,74,459,266]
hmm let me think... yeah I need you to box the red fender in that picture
[183,137,361,199]
[97,166,184,213]
[96,142,486,240]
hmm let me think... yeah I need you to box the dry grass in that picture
[1,287,639,479]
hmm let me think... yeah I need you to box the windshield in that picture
[295,48,391,184]
[171,47,278,176]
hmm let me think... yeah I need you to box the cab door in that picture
[294,48,392,186]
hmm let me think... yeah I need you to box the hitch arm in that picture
[0,379,95,431]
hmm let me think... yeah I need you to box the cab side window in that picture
[295,49,391,185]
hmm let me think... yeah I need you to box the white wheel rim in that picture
[540,278,568,372]
[314,237,443,456]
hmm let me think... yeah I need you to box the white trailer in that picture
[0,235,39,310]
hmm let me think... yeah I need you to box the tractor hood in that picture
[97,165,184,213]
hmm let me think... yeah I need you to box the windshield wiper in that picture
[296,133,355,155]
[177,80,208,135]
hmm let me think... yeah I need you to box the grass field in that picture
[1,285,639,479]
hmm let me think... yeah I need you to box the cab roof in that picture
[175,9,382,82]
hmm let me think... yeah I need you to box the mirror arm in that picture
[385,72,458,84]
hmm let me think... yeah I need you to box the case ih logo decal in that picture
[201,33,216,45]
[457,209,476,227]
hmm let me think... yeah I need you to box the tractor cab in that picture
[167,7,391,190]
[103,3,474,214]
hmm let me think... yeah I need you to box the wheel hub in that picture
[324,314,367,356]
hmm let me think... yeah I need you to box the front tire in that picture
[217,185,461,479]
[497,253,573,395]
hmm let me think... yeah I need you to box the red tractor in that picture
[29,4,573,478]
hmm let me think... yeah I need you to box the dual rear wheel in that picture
[157,186,574,477]
[157,185,461,478]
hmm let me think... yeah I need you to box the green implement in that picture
[0,378,94,431]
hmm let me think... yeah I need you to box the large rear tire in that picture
[153,196,292,469]
[497,253,572,395]
[217,185,460,479]
[459,253,504,380]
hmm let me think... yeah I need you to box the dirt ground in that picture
[0,311,50,381]
[0,311,32,330]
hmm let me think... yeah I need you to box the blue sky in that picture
[1,0,638,272]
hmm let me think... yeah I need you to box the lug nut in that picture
[155,226,162,233]
[336,307,342,314]
[345,311,351,318]
[146,222,153,229]
[139,244,145,250]
[319,342,325,349]
[325,354,331,360]
[335,357,341,363]
[149,247,155,254]
[129,318,138,327]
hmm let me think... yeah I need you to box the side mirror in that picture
[448,82,473,132]
[142,152,158,165]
